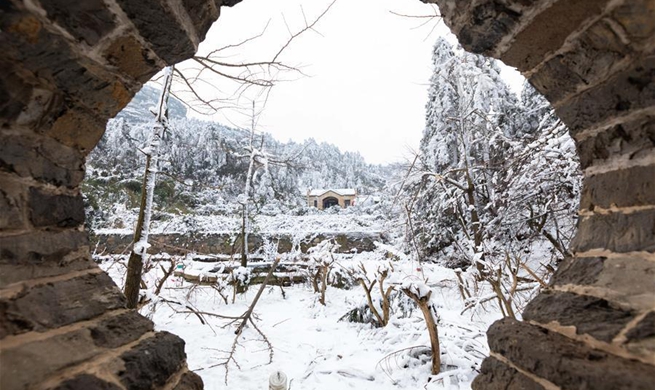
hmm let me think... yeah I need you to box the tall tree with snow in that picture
[408,38,517,270]
[124,66,175,309]
[405,38,580,309]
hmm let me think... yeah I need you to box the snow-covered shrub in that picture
[342,262,401,327]
[307,240,339,305]
[401,282,441,374]
[230,266,251,295]
[339,289,415,327]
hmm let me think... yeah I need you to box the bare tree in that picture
[121,3,337,305]
[196,257,281,384]
[308,239,338,305]
[124,66,174,309]
[162,0,337,118]
[402,283,441,375]
[352,262,395,327]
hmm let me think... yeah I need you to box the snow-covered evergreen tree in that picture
[406,39,580,274]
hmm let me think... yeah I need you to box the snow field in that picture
[101,252,500,390]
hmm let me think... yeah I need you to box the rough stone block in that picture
[527,56,585,105]
[523,290,635,342]
[0,134,85,187]
[1,10,134,126]
[0,328,103,390]
[40,0,117,46]
[571,18,632,74]
[626,311,655,342]
[0,61,28,126]
[173,371,204,390]
[29,187,85,228]
[580,165,655,210]
[454,1,523,54]
[90,311,153,349]
[0,182,26,230]
[0,68,53,128]
[471,356,545,390]
[103,34,159,83]
[551,255,655,311]
[486,318,655,389]
[529,19,628,104]
[556,54,655,134]
[622,310,655,360]
[576,115,655,169]
[1,5,43,46]
[45,56,134,120]
[115,0,196,64]
[46,107,107,153]
[549,256,605,286]
[502,0,612,72]
[37,136,86,186]
[4,15,137,118]
[119,331,187,389]
[0,311,154,389]
[0,272,125,338]
[0,230,94,287]
[429,0,470,32]
[572,209,655,253]
[220,0,243,6]
[612,0,655,43]
[182,0,219,42]
[48,375,122,390]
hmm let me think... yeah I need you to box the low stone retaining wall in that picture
[91,231,384,257]
[173,261,312,285]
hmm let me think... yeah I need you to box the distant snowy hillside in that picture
[84,87,392,230]
[115,84,187,123]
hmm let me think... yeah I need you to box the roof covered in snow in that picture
[308,188,357,197]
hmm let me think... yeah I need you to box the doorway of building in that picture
[322,197,339,209]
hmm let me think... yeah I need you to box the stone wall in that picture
[0,1,238,388]
[2,0,654,388]
[424,0,655,388]
[93,231,381,258]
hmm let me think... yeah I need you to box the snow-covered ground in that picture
[101,250,501,390]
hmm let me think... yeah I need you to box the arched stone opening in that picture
[322,196,340,209]
[0,0,653,389]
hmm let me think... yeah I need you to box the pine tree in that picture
[409,38,518,268]
[404,39,581,317]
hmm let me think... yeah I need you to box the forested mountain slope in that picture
[84,88,390,230]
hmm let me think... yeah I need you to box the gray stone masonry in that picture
[1,0,654,388]
[0,0,239,388]
[423,0,655,388]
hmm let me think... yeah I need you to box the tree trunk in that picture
[241,204,248,267]
[124,66,174,309]
[402,287,441,375]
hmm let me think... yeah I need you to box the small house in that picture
[307,188,357,210]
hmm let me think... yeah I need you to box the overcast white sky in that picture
[183,0,524,165]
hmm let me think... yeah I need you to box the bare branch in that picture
[271,0,336,64]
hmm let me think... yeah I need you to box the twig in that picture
[235,257,281,335]
[154,260,176,295]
